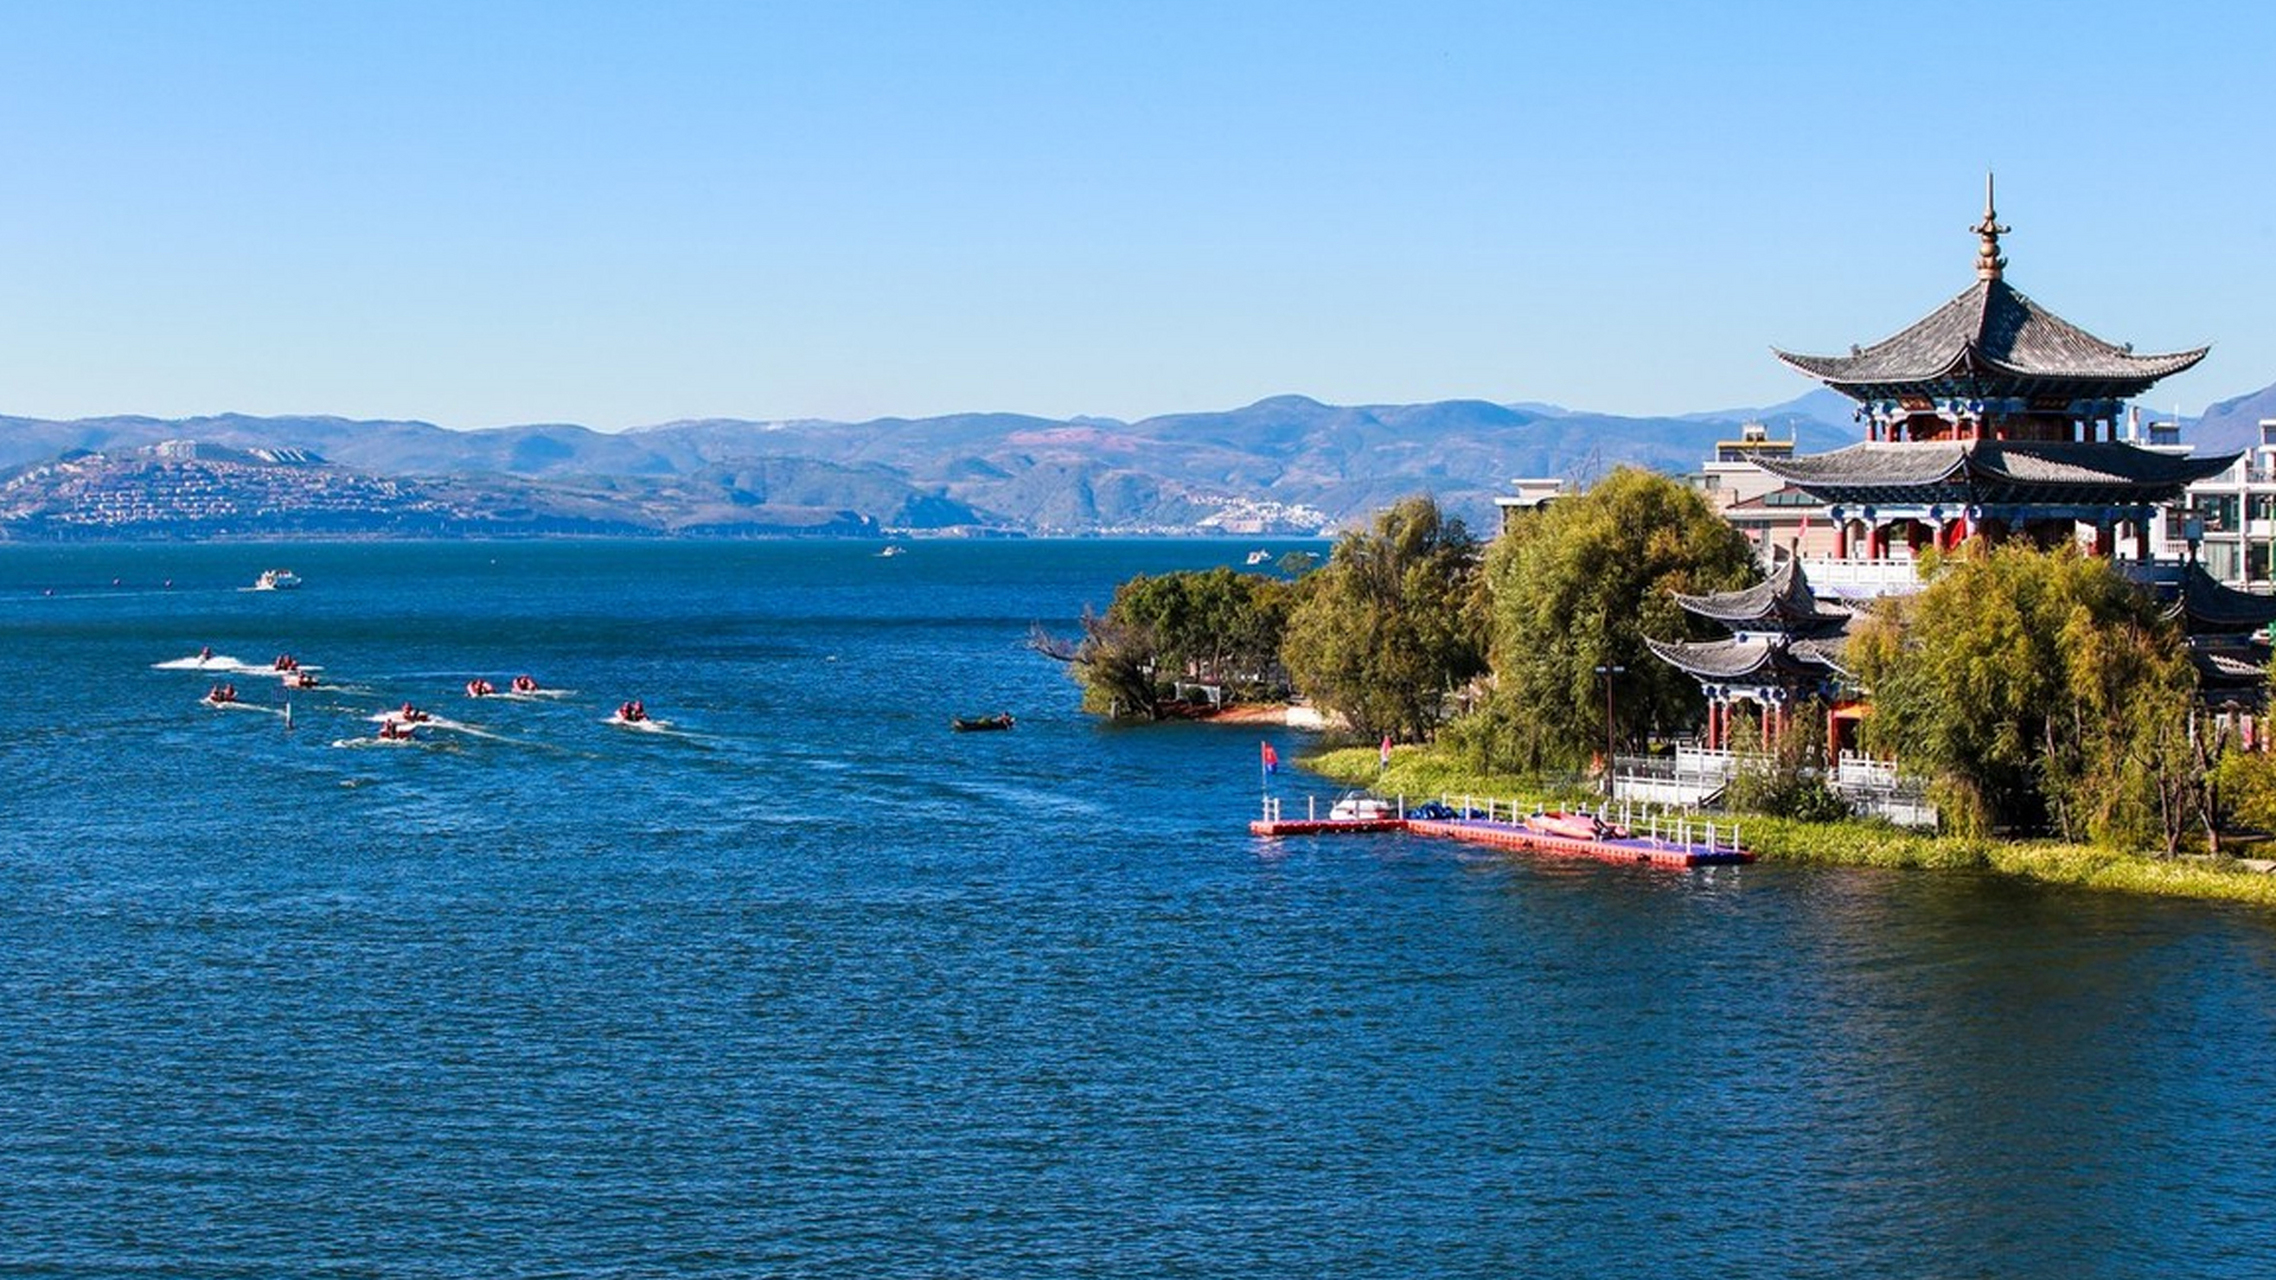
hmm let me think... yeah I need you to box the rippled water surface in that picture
[4,540,2274,1278]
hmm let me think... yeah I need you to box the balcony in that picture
[1790,557,1926,598]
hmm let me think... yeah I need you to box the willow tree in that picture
[1452,467,1758,774]
[1845,542,2202,848]
[1278,496,1487,742]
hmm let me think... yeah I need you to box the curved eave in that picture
[1646,636,1846,683]
[1750,445,1971,490]
[1774,345,1976,389]
[1975,344,2209,382]
[1646,637,1775,681]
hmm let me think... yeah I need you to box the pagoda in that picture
[1645,558,1857,756]
[1755,177,2234,563]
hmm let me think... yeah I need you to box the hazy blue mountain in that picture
[1679,388,1857,431]
[2188,381,2276,456]
[0,387,1970,536]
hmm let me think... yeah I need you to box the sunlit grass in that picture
[1307,744,2276,907]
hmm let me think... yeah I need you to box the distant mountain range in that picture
[2,380,2267,538]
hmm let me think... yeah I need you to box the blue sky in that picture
[2,0,2271,430]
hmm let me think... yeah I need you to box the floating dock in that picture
[1249,801,1753,868]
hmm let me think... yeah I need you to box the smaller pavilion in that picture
[1646,559,1858,758]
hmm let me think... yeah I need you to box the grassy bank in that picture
[1310,746,2276,908]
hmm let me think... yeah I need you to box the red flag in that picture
[1261,741,1279,774]
[1380,734,1393,766]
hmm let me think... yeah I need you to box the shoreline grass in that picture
[1308,745,2276,909]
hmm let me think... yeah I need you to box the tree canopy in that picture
[1452,467,1759,773]
[1845,543,2203,847]
[1279,495,1487,742]
[1067,565,1296,717]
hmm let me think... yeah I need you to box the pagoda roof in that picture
[1774,181,2207,401]
[1672,558,1852,632]
[1775,277,2207,400]
[1644,635,1846,683]
[1749,439,2236,507]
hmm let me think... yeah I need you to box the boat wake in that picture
[154,653,246,671]
[206,699,286,718]
[370,711,506,741]
[330,734,427,749]
[607,714,674,733]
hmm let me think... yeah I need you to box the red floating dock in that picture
[1249,812,1753,868]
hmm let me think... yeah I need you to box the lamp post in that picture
[1595,663,1625,794]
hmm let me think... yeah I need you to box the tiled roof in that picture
[2166,564,2276,633]
[1752,440,2236,502]
[1644,636,1844,681]
[1672,558,1852,630]
[1775,277,2207,393]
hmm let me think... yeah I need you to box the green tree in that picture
[1067,566,1297,717]
[1279,496,1487,742]
[1846,543,2202,847]
[1454,467,1758,773]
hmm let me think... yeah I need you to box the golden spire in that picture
[1973,172,2008,281]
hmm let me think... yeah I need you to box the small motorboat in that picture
[952,713,1015,732]
[465,678,496,698]
[510,674,540,694]
[252,569,301,591]
[1246,549,1270,565]
[203,683,239,706]
[878,545,907,558]
[1329,792,1394,821]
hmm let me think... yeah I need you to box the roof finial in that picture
[1973,172,2008,281]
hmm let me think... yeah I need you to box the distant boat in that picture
[952,713,1015,732]
[252,569,301,590]
[1246,550,1270,565]
[878,545,907,557]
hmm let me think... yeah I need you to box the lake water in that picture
[4,539,2274,1278]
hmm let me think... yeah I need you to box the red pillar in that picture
[1826,704,1839,768]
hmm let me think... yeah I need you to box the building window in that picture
[2204,541,2242,581]
[2196,494,2240,532]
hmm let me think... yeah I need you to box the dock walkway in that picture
[1249,801,1752,868]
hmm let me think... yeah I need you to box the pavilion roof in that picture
[1644,635,1845,683]
[1672,558,1852,632]
[2191,644,2271,707]
[1749,439,2236,507]
[2164,563,2276,634]
[1774,182,2207,402]
[1775,277,2207,400]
